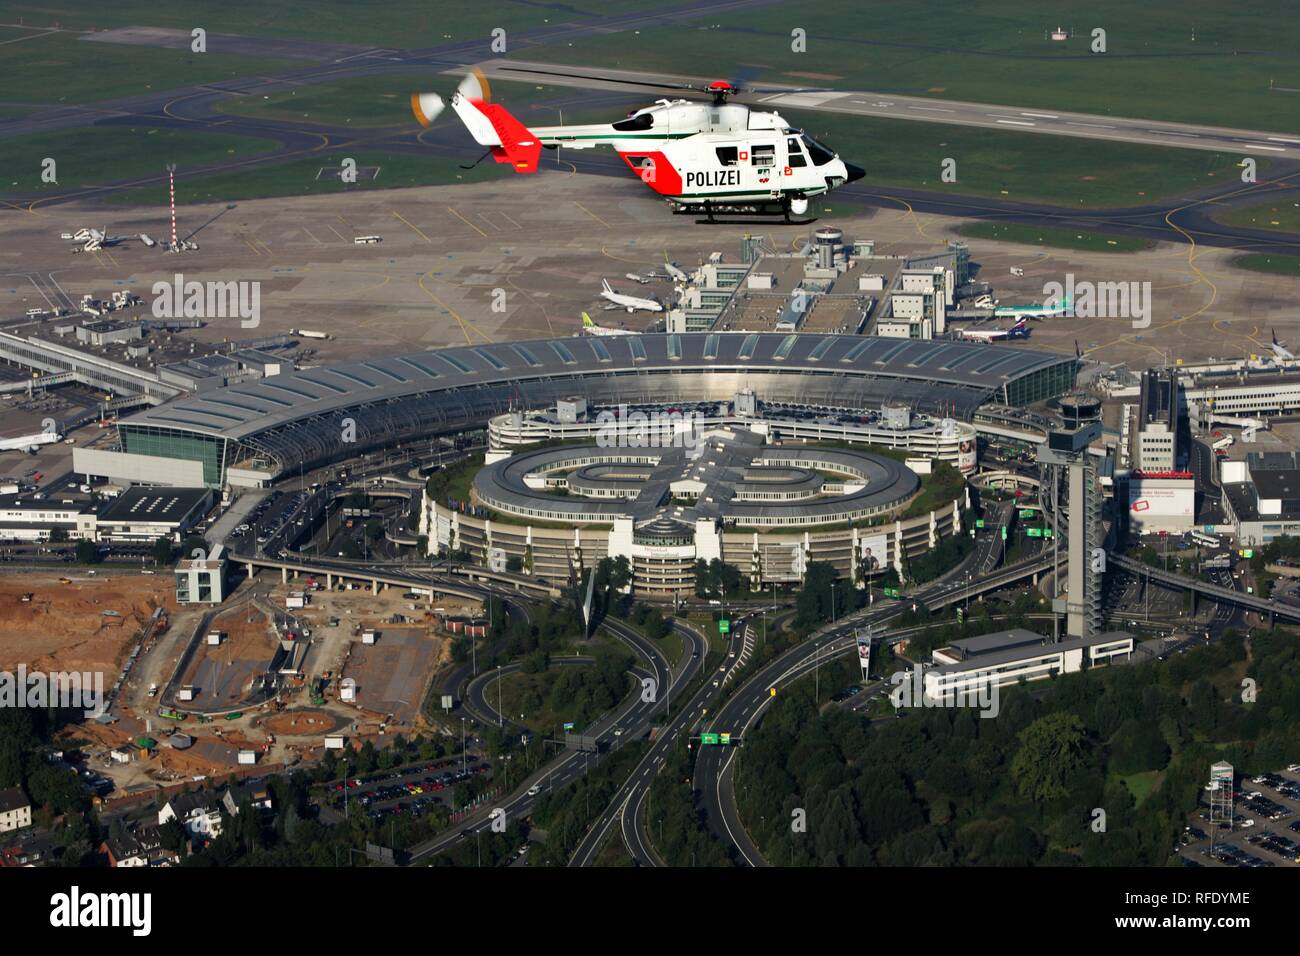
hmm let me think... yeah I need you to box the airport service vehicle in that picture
[958,318,1030,343]
[354,235,382,244]
[292,328,332,340]
[1212,436,1235,451]
[1190,531,1220,548]
[411,70,864,221]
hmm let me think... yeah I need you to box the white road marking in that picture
[1243,144,1286,152]
[911,106,954,113]
[1267,137,1300,144]
[1019,112,1059,119]
[996,119,1036,127]
[1067,122,1114,129]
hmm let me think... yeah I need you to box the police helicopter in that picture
[411,69,865,222]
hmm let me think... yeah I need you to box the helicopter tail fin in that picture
[413,69,542,173]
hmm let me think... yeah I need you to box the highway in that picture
[692,539,1052,866]
[405,614,697,864]
[567,617,725,867]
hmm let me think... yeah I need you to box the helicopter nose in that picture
[844,162,866,183]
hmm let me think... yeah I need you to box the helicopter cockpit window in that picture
[715,146,740,167]
[801,134,837,166]
[613,112,655,132]
[786,138,807,168]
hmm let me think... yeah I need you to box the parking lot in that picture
[1179,765,1300,867]
[326,755,491,822]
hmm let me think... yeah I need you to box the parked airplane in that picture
[624,273,651,284]
[958,317,1030,343]
[1270,329,1295,361]
[581,311,637,336]
[0,431,62,453]
[664,260,690,284]
[600,280,663,313]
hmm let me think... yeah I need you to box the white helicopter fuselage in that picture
[432,87,863,214]
[528,101,860,211]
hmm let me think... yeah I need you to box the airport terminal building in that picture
[75,333,1077,490]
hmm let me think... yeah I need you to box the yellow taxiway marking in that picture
[446,206,488,238]
[573,201,611,229]
[393,210,434,243]
[418,272,492,346]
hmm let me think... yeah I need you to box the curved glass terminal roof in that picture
[123,333,1073,443]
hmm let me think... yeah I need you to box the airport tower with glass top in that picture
[1038,393,1104,639]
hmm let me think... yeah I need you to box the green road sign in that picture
[882,587,901,598]
[975,519,986,528]
[1019,508,1038,518]
[701,733,720,745]
[1044,529,1054,539]
[720,733,732,745]
[1027,527,1042,538]
[1001,526,1008,541]
[718,619,730,634]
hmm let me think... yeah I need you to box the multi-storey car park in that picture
[78,333,1078,489]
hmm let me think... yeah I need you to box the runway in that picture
[476,59,1300,160]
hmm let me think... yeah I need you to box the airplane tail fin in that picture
[582,312,596,328]
[601,279,613,294]
[1273,328,1281,346]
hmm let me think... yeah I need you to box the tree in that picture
[74,540,100,564]
[48,526,68,543]
[151,536,175,565]
[1010,712,1091,802]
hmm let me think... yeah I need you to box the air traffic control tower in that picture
[1039,394,1104,639]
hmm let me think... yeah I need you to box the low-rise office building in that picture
[893,629,1136,707]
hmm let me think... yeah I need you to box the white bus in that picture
[353,235,382,245]
[1190,531,1220,549]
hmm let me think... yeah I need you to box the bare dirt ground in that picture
[0,573,173,674]
[178,602,279,707]
[341,622,446,726]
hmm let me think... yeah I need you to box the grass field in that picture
[1117,769,1163,805]
[765,107,1249,209]
[958,222,1156,252]
[511,0,1300,132]
[0,127,279,193]
[104,147,512,205]
[1214,200,1300,234]
[217,78,586,129]
[0,26,296,105]
[1230,253,1300,277]
[11,1,666,49]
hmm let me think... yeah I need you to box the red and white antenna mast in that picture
[166,164,178,250]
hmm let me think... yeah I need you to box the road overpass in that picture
[1110,553,1300,624]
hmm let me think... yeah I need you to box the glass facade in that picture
[1001,360,1079,406]
[119,425,228,486]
